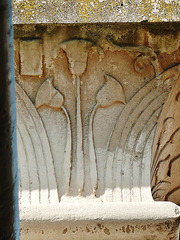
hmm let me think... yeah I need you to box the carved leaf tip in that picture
[35,77,64,109]
[96,75,126,107]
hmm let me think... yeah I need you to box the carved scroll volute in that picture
[151,73,180,205]
[89,75,126,194]
[35,77,72,198]
[134,52,160,76]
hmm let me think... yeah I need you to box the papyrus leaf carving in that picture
[96,75,126,107]
[35,77,72,197]
[36,77,64,109]
[106,65,179,202]
[16,83,58,204]
[89,75,126,194]
[60,40,94,193]
[60,39,94,75]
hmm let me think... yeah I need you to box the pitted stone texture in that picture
[12,0,180,24]
[20,203,180,240]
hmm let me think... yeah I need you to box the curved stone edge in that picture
[20,202,180,240]
[20,202,180,222]
[12,0,180,24]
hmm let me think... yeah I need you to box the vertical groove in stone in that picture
[76,75,84,193]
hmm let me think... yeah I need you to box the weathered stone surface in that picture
[14,24,180,239]
[12,0,180,24]
[20,39,43,76]
[20,202,179,240]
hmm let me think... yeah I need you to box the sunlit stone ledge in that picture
[20,202,180,240]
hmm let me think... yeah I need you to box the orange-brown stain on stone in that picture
[144,32,150,47]
[141,225,147,231]
[126,225,131,233]
[158,46,180,70]
[130,226,135,233]
[176,91,180,101]
[104,227,110,235]
[63,228,68,234]
[97,223,102,229]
